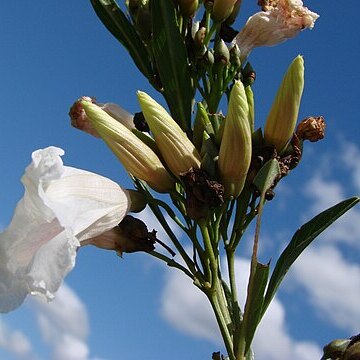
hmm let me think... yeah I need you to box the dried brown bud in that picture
[296,116,326,142]
[83,215,156,256]
[180,168,224,219]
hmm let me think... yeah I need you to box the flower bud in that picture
[321,338,350,360]
[127,189,147,212]
[69,96,100,137]
[137,91,201,177]
[264,55,304,153]
[214,38,230,66]
[84,215,156,255]
[218,80,252,198]
[245,85,255,132]
[211,0,238,23]
[344,342,360,360]
[80,100,174,193]
[176,0,199,17]
[225,0,242,25]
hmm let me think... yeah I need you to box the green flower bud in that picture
[245,85,255,132]
[344,342,360,360]
[218,80,252,198]
[211,0,238,23]
[214,38,230,66]
[322,338,350,360]
[176,0,199,17]
[81,100,174,193]
[264,55,304,153]
[137,91,201,177]
[225,0,242,25]
[193,102,214,151]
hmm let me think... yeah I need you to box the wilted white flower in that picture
[234,0,319,60]
[0,147,131,312]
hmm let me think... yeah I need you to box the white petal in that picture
[0,146,130,312]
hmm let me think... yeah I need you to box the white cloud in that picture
[340,141,360,193]
[290,245,360,333]
[0,320,39,360]
[29,282,91,360]
[303,175,360,248]
[160,257,322,359]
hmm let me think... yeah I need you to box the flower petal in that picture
[0,146,130,312]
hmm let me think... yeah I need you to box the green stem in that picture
[148,203,200,279]
[236,194,265,359]
[149,250,194,279]
[199,220,218,291]
[207,292,235,360]
[229,187,252,249]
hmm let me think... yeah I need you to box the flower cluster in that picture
[5,3,355,360]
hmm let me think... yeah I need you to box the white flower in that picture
[0,146,131,312]
[234,0,319,60]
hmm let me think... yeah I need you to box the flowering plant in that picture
[1,1,359,359]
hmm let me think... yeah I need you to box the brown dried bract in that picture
[180,167,224,219]
[296,116,326,142]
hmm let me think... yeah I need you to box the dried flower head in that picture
[296,116,326,142]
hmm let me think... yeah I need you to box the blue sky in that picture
[0,1,359,359]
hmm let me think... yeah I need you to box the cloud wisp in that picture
[160,257,322,359]
[29,282,92,360]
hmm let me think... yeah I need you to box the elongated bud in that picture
[137,91,201,177]
[80,100,174,193]
[218,81,252,198]
[225,0,242,25]
[193,102,214,151]
[212,0,238,23]
[245,85,255,132]
[127,189,147,212]
[176,0,199,17]
[264,55,304,153]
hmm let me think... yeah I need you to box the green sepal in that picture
[253,159,281,196]
[193,102,214,151]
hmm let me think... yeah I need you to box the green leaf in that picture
[253,158,281,196]
[151,0,193,131]
[90,0,155,85]
[241,262,269,355]
[262,196,360,317]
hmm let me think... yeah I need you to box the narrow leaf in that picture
[90,0,155,85]
[242,262,269,355]
[151,0,193,131]
[262,196,360,316]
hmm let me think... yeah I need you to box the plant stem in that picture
[207,291,235,360]
[199,220,218,291]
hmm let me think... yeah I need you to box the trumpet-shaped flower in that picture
[137,91,201,177]
[0,147,131,313]
[234,0,319,60]
[80,100,175,193]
